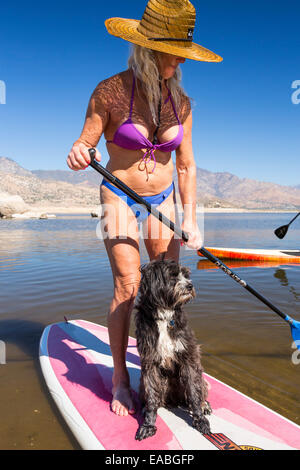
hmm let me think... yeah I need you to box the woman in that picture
[67,0,222,417]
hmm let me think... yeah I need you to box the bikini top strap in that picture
[165,83,181,125]
[129,73,136,118]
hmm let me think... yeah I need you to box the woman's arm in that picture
[67,85,109,170]
[175,111,203,250]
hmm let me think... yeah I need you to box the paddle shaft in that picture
[288,212,300,226]
[89,149,289,323]
[199,247,287,321]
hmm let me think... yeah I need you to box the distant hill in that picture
[0,156,299,210]
[0,158,99,208]
[191,168,300,210]
[32,169,102,187]
[0,156,32,178]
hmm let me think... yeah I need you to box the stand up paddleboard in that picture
[39,319,300,450]
[198,247,300,264]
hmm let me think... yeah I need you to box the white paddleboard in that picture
[39,319,300,450]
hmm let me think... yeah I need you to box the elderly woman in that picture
[67,0,222,417]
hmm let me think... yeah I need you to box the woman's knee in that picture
[113,273,141,304]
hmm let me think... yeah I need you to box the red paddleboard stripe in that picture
[204,433,242,450]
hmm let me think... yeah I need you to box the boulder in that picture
[39,213,56,219]
[0,192,28,217]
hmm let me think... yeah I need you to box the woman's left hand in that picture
[180,220,203,251]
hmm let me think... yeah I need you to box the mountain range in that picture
[0,156,299,210]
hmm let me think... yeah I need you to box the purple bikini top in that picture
[107,74,184,173]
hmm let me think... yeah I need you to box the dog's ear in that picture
[160,252,167,261]
[181,266,191,278]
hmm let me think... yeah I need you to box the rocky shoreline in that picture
[0,192,57,219]
[1,192,297,221]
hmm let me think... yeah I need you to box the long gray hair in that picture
[128,45,188,126]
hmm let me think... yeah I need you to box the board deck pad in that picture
[39,320,300,450]
[198,247,300,263]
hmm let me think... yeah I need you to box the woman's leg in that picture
[143,189,180,262]
[100,185,141,416]
[105,239,141,416]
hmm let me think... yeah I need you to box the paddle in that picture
[274,212,300,239]
[88,148,300,350]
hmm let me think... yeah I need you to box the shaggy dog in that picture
[134,258,211,441]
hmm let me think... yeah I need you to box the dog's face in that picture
[139,259,196,309]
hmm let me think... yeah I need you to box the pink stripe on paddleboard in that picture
[75,320,137,348]
[74,320,140,365]
[47,324,182,450]
[205,374,300,449]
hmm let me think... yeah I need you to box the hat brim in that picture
[105,18,223,63]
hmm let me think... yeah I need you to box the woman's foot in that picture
[111,383,135,416]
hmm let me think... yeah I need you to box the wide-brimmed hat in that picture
[105,0,223,63]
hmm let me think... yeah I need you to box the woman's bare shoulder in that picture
[91,70,132,103]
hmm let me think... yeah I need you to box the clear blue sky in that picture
[0,0,299,186]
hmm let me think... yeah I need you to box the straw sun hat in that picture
[105,0,222,63]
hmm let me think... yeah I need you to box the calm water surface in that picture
[0,212,299,449]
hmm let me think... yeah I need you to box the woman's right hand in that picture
[67,143,101,171]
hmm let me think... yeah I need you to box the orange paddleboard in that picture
[198,247,300,263]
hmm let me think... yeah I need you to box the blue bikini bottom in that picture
[101,179,175,222]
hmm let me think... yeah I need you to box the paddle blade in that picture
[274,225,288,239]
[290,320,300,350]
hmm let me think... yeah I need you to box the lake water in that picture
[0,212,299,449]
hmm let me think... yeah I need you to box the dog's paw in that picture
[202,400,212,416]
[135,424,157,441]
[193,416,211,435]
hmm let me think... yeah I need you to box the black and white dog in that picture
[135,258,211,441]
